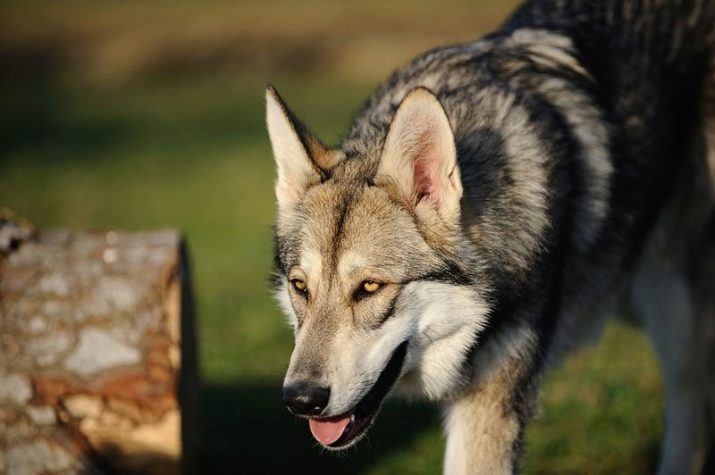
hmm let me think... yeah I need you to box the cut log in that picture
[0,222,199,475]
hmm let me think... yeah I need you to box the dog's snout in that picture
[283,382,330,416]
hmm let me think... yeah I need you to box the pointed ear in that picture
[375,88,462,224]
[266,85,330,217]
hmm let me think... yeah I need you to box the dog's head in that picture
[267,86,490,448]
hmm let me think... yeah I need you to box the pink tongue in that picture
[309,415,351,445]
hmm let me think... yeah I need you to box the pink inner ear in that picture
[413,140,439,202]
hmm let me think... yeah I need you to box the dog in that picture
[266,0,715,473]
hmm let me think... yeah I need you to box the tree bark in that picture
[0,221,198,475]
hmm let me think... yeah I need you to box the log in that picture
[0,219,198,475]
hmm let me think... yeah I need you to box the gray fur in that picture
[269,0,715,473]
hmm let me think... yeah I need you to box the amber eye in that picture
[363,281,381,293]
[353,280,384,302]
[291,279,307,292]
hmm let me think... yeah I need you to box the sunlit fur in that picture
[269,0,715,472]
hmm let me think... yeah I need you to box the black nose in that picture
[283,382,330,416]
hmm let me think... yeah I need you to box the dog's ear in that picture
[266,85,336,219]
[376,88,462,225]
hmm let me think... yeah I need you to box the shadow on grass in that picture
[199,381,441,474]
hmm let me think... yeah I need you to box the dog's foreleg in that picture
[443,387,524,475]
[442,328,538,475]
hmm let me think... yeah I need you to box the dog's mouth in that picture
[308,341,408,449]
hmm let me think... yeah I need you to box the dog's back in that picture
[346,0,714,296]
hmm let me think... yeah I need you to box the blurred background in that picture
[0,0,664,473]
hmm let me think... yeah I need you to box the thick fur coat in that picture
[268,1,715,473]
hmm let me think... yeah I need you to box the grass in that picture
[0,1,664,473]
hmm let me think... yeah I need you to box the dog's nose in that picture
[283,382,330,416]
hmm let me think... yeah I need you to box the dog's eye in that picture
[363,281,381,293]
[354,280,383,301]
[291,279,307,293]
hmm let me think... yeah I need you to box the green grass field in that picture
[0,1,664,473]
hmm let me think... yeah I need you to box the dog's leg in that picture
[443,381,521,475]
[630,210,714,475]
[443,328,537,475]
[630,71,715,472]
[631,255,709,475]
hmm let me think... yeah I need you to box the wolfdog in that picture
[266,0,715,472]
